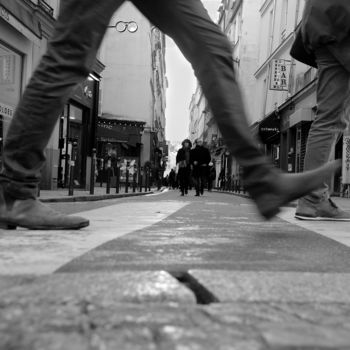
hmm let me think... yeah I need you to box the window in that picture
[280,0,288,42]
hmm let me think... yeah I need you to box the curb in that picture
[39,191,154,203]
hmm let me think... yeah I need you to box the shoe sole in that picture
[295,215,350,222]
[0,221,90,230]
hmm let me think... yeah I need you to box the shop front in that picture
[96,118,145,184]
[258,111,281,168]
[57,75,100,189]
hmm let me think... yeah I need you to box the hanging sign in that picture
[342,133,350,184]
[270,59,290,91]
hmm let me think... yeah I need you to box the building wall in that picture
[0,0,58,188]
[100,1,167,167]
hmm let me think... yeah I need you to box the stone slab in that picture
[190,270,350,303]
[0,271,195,305]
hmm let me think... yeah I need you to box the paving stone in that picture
[0,332,88,350]
[0,275,37,292]
[0,271,195,305]
[261,323,350,349]
[190,270,350,303]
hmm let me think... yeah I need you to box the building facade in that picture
[98,2,167,183]
[189,0,261,188]
[254,0,348,194]
[0,0,106,191]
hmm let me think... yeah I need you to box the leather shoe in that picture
[0,186,89,230]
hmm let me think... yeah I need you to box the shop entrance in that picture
[58,103,87,188]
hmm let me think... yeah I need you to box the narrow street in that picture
[1,190,350,349]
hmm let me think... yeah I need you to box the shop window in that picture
[0,42,22,151]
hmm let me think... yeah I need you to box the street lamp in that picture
[108,21,138,33]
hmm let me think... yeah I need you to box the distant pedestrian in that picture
[191,139,211,196]
[168,168,177,189]
[176,139,192,196]
[207,162,216,191]
[218,168,225,190]
[291,0,350,221]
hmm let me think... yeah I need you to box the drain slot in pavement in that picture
[170,271,219,305]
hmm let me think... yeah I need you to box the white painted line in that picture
[0,201,188,275]
[278,207,350,248]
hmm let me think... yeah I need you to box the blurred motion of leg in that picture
[131,0,340,219]
[0,0,123,230]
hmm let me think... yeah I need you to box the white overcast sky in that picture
[165,0,221,142]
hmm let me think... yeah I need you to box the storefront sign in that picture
[270,59,290,91]
[258,113,280,143]
[343,134,350,184]
[0,101,14,119]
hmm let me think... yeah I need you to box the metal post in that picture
[106,156,111,194]
[133,165,137,193]
[116,159,121,194]
[68,141,78,196]
[100,158,104,187]
[90,148,96,195]
[125,161,130,193]
[139,167,143,192]
[145,167,149,192]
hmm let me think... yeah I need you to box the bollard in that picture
[145,168,149,192]
[116,164,120,194]
[106,157,111,194]
[68,141,78,196]
[90,148,96,195]
[99,158,104,187]
[125,161,130,193]
[133,165,137,193]
[139,167,143,192]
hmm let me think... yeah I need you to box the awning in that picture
[258,112,280,144]
[97,121,141,147]
[0,0,42,38]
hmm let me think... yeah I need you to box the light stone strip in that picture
[278,207,350,248]
[0,201,188,275]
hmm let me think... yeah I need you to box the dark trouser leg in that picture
[303,46,350,202]
[131,0,274,196]
[178,168,185,193]
[0,0,123,199]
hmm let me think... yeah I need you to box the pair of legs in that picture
[177,167,190,195]
[296,39,350,220]
[0,0,340,228]
[193,167,206,196]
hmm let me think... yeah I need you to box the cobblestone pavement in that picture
[1,190,350,349]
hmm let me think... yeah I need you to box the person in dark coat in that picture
[190,139,211,196]
[291,0,350,221]
[176,139,192,196]
[168,168,177,189]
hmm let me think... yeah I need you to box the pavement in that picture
[38,186,155,202]
[1,190,350,349]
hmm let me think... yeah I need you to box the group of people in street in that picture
[175,139,215,197]
[0,0,349,230]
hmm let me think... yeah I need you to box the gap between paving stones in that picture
[169,271,220,305]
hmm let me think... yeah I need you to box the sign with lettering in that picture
[343,134,350,184]
[0,101,14,119]
[270,59,290,91]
